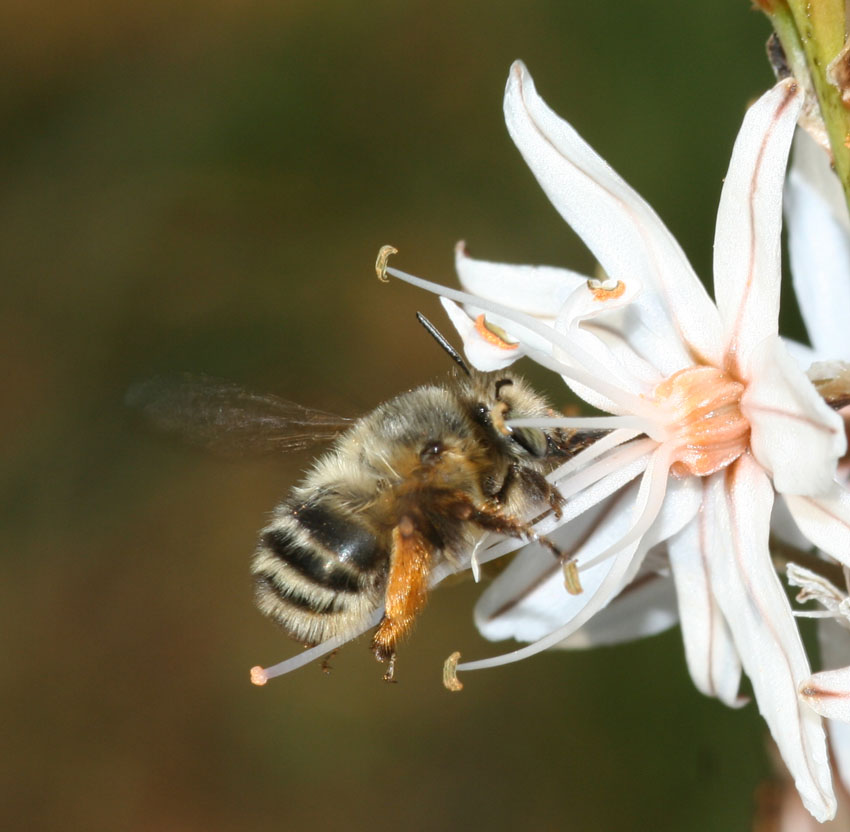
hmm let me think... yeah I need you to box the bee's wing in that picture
[126,373,353,456]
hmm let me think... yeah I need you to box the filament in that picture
[456,540,642,673]
[576,443,673,572]
[552,436,655,501]
[471,439,654,565]
[250,609,384,683]
[508,415,652,432]
[385,265,660,422]
[547,428,642,482]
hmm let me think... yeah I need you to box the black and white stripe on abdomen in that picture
[251,499,386,638]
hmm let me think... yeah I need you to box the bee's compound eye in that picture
[420,439,444,461]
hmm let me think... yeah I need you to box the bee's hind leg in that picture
[371,516,432,681]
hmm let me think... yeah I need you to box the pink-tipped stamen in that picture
[250,609,384,683]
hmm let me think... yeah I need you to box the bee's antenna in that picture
[416,312,472,376]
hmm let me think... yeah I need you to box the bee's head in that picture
[470,372,553,459]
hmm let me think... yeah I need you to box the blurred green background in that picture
[0,1,802,830]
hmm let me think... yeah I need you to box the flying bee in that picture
[128,315,601,680]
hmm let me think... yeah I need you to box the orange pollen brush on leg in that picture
[372,517,433,678]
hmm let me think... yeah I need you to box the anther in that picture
[562,559,583,595]
[375,245,398,282]
[587,277,626,301]
[443,651,464,691]
[473,314,518,350]
[250,666,268,686]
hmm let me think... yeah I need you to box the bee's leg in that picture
[447,494,582,594]
[448,494,564,559]
[521,467,565,519]
[321,648,339,675]
[493,463,518,503]
[382,653,397,683]
[496,465,565,519]
[372,516,432,679]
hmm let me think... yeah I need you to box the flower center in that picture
[653,365,750,477]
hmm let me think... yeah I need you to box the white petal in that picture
[668,506,744,708]
[503,61,722,372]
[439,298,522,371]
[475,487,637,643]
[743,335,845,496]
[713,79,802,372]
[475,453,699,645]
[704,455,835,822]
[800,666,850,721]
[556,567,677,649]
[786,130,850,358]
[461,303,560,357]
[785,482,850,569]
[551,276,662,402]
[454,243,588,314]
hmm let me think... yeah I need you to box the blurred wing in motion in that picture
[126,374,353,456]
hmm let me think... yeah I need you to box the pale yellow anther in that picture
[376,245,398,283]
[587,277,626,301]
[562,559,583,595]
[443,651,464,691]
[473,315,519,350]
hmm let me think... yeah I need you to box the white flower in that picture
[385,62,848,822]
[782,127,850,796]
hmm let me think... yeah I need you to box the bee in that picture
[128,315,598,680]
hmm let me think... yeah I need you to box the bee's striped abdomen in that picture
[252,499,387,645]
[293,502,386,570]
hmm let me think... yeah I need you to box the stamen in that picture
[456,537,642,673]
[250,609,384,683]
[552,436,654,502]
[562,559,582,594]
[443,652,464,691]
[508,415,652,433]
[587,278,626,301]
[384,264,660,422]
[547,428,643,482]
[469,536,485,583]
[474,315,519,349]
[576,444,674,572]
[520,344,663,427]
[375,245,398,282]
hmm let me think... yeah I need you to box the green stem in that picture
[761,0,850,216]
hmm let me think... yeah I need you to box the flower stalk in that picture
[758,0,850,214]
